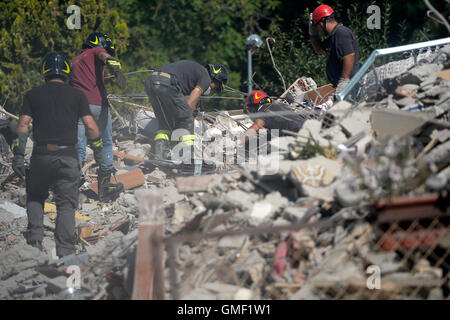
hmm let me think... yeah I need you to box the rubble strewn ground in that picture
[0,45,449,300]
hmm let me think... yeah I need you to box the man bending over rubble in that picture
[241,90,306,143]
[145,60,228,161]
[12,51,101,257]
[309,4,359,96]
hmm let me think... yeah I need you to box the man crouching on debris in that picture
[12,51,101,257]
[145,61,228,161]
[241,90,306,144]
[309,4,359,96]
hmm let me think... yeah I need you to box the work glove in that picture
[192,109,199,119]
[105,57,127,89]
[309,13,319,37]
[88,137,104,166]
[12,131,28,180]
[334,77,350,98]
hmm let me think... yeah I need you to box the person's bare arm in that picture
[241,119,265,144]
[97,51,111,62]
[311,36,325,55]
[16,115,32,134]
[341,54,355,79]
[188,87,203,111]
[81,115,100,139]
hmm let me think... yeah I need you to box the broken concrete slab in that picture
[370,109,434,141]
[400,63,442,85]
[0,201,27,219]
[223,189,259,211]
[249,192,288,226]
[218,234,248,249]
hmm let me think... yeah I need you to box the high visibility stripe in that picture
[179,135,195,142]
[179,134,195,146]
[182,140,194,146]
[91,138,103,148]
[154,130,171,141]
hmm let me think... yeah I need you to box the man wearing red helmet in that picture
[309,4,359,96]
[241,90,306,143]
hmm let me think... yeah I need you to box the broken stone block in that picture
[283,206,308,222]
[422,140,450,165]
[355,134,374,157]
[234,288,253,300]
[223,189,258,211]
[400,63,441,85]
[288,156,341,200]
[309,260,365,288]
[249,192,288,226]
[123,148,146,166]
[173,201,192,225]
[297,119,321,142]
[340,108,372,136]
[395,96,417,108]
[413,259,443,278]
[325,100,352,124]
[364,252,403,274]
[334,182,367,207]
[321,126,347,147]
[382,272,442,290]
[218,234,248,249]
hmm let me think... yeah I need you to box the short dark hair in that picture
[325,13,336,22]
[45,75,67,82]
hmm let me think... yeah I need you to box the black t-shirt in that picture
[323,24,359,86]
[157,60,211,96]
[20,81,91,145]
[251,103,306,133]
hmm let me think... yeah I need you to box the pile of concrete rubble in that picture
[0,45,449,300]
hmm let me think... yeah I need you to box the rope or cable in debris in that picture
[104,69,155,80]
[224,85,248,96]
[266,37,287,92]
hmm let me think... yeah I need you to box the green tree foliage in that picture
[1,0,449,114]
[0,0,128,114]
[111,0,282,109]
[252,0,450,97]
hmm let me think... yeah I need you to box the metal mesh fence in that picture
[338,37,450,104]
[160,196,449,300]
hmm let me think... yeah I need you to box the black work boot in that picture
[97,169,124,202]
[28,240,43,251]
[154,139,171,160]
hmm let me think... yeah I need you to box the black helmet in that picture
[40,51,71,80]
[83,32,116,55]
[206,64,228,93]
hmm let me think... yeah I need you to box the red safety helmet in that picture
[312,4,334,25]
[245,90,272,113]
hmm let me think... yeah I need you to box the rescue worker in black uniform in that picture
[145,60,228,160]
[241,90,306,143]
[309,4,359,97]
[12,51,102,257]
